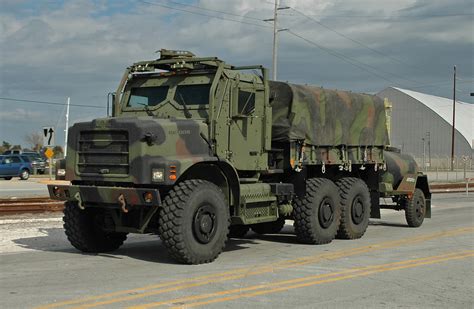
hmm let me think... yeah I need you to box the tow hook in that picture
[118,194,128,213]
[74,192,85,210]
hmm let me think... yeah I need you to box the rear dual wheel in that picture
[293,178,341,244]
[336,178,371,239]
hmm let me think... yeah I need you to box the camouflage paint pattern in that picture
[270,81,389,147]
[63,116,215,186]
[381,149,420,192]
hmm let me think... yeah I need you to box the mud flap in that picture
[370,190,381,219]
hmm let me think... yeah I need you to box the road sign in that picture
[43,127,55,146]
[44,148,54,159]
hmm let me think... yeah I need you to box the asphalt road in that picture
[0,193,473,309]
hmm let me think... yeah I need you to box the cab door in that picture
[227,81,268,171]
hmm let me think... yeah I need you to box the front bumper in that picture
[47,184,161,208]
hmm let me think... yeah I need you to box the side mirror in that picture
[107,92,116,117]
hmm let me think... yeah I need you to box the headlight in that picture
[152,168,164,182]
[57,169,66,176]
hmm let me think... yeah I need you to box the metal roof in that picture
[392,87,473,148]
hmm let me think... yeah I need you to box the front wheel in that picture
[405,189,426,227]
[63,201,128,252]
[20,169,29,180]
[3,177,12,180]
[158,180,230,264]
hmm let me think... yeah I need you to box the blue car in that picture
[0,155,33,180]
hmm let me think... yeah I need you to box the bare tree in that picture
[53,145,64,158]
[24,133,43,152]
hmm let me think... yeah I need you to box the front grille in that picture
[78,130,129,175]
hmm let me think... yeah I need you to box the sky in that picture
[0,0,473,148]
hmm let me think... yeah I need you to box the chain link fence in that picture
[413,155,473,182]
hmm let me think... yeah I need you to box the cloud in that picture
[0,108,44,121]
[0,0,472,145]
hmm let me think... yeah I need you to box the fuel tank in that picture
[382,148,419,189]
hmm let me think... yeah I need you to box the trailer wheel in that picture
[336,178,371,239]
[405,188,426,227]
[63,201,127,252]
[158,180,229,264]
[228,225,250,238]
[251,217,286,235]
[293,178,341,244]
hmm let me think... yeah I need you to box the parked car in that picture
[3,150,21,155]
[0,155,32,180]
[21,152,47,174]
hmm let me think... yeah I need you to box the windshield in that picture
[127,86,169,108]
[174,84,211,106]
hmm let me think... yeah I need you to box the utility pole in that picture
[264,0,289,81]
[427,131,431,168]
[422,136,426,171]
[451,66,456,171]
[64,97,70,158]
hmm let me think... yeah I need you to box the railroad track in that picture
[0,198,64,215]
[0,182,469,216]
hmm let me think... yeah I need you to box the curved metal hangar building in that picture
[377,87,473,158]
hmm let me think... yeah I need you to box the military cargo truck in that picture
[48,50,430,264]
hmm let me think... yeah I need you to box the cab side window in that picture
[238,90,255,115]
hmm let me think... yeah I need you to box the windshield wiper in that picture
[137,103,154,116]
[178,93,192,119]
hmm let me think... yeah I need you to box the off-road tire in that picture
[228,225,250,238]
[63,201,127,252]
[251,217,286,235]
[158,180,230,264]
[336,177,371,239]
[405,188,426,227]
[4,177,12,180]
[20,169,29,180]
[293,178,341,244]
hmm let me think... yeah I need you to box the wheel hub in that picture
[351,196,365,225]
[193,204,217,244]
[318,197,334,229]
[415,197,424,219]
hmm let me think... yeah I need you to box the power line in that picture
[0,97,105,109]
[279,13,474,19]
[137,0,271,29]
[289,7,428,78]
[286,30,403,86]
[137,1,444,90]
[158,0,264,21]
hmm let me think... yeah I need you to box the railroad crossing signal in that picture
[43,127,55,146]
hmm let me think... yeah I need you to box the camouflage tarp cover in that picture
[270,81,390,146]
